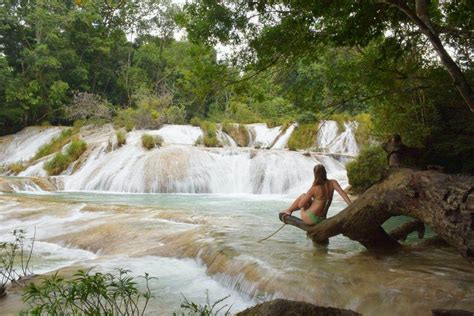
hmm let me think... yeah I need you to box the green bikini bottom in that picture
[305,211,325,224]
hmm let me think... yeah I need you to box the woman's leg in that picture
[283,194,310,214]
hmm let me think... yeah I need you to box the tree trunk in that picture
[384,0,474,113]
[280,168,474,262]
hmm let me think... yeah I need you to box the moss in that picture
[329,113,352,132]
[287,124,318,150]
[116,131,127,147]
[33,129,74,160]
[44,153,71,176]
[222,123,249,147]
[7,162,27,175]
[65,140,87,160]
[346,145,387,193]
[354,113,373,148]
[199,120,222,147]
[141,134,163,150]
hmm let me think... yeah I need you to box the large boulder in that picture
[237,299,360,316]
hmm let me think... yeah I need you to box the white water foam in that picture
[271,123,297,149]
[0,126,64,165]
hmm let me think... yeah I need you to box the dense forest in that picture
[1,0,473,172]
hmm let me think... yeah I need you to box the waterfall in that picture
[246,124,282,148]
[0,126,64,164]
[271,123,297,149]
[316,120,359,155]
[1,120,359,194]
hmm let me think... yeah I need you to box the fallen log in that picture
[280,168,474,262]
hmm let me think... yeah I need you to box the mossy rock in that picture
[222,123,249,147]
[287,124,317,150]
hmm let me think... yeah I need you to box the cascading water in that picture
[317,120,359,155]
[1,123,473,316]
[271,123,297,149]
[0,126,64,164]
[246,123,282,148]
[0,122,358,194]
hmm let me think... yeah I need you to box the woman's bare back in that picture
[308,180,334,217]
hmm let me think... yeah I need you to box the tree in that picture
[182,0,474,112]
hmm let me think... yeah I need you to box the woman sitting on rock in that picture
[281,164,352,225]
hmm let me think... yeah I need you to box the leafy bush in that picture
[7,162,26,175]
[287,124,317,150]
[174,292,231,316]
[65,140,87,161]
[225,101,261,123]
[23,269,152,315]
[164,105,186,124]
[190,117,201,127]
[347,145,387,193]
[114,108,136,131]
[1,229,35,297]
[198,121,222,147]
[116,130,127,147]
[44,153,71,176]
[33,129,73,160]
[141,134,163,150]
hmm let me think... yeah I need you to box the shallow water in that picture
[0,191,473,315]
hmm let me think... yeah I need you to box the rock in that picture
[237,299,360,316]
[432,309,474,316]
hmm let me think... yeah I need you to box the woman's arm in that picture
[332,180,352,205]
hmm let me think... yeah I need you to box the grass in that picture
[43,153,71,176]
[7,162,27,175]
[116,130,127,147]
[198,120,222,147]
[141,134,163,150]
[33,129,74,160]
[43,140,87,176]
[287,124,318,150]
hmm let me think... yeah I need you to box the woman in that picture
[281,164,352,225]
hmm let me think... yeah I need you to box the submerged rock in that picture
[237,299,360,316]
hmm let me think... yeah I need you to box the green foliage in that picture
[44,153,71,176]
[141,134,163,150]
[347,146,387,194]
[116,131,127,147]
[114,108,136,132]
[1,229,35,297]
[65,140,87,161]
[354,113,373,148]
[164,105,186,124]
[198,121,221,147]
[174,292,231,316]
[23,269,153,315]
[43,139,87,175]
[7,162,27,175]
[33,129,73,160]
[287,124,317,151]
[190,117,201,127]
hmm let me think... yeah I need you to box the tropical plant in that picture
[1,229,35,297]
[23,269,153,315]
